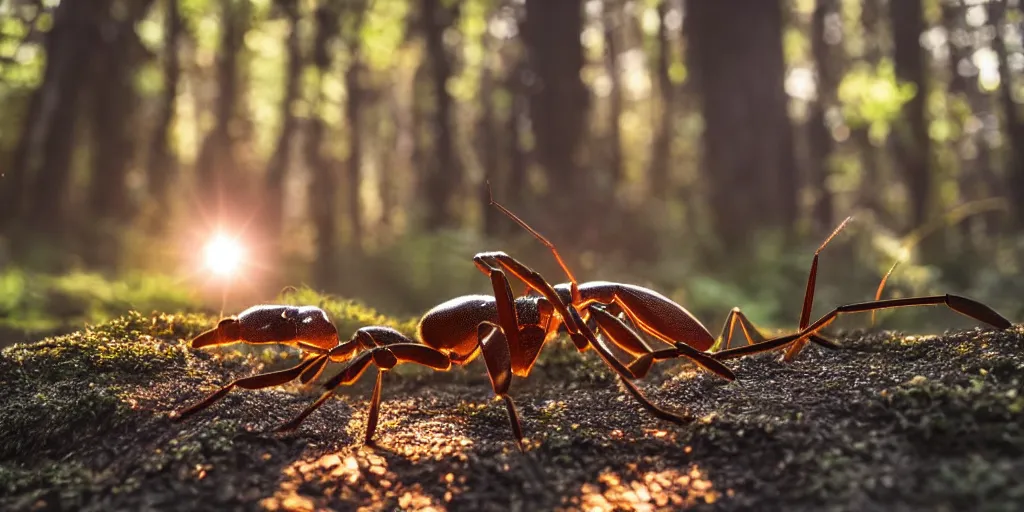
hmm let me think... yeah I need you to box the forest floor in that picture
[1,311,1023,511]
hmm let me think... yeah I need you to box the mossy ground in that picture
[1,311,1022,511]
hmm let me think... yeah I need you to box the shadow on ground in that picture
[1,311,1022,511]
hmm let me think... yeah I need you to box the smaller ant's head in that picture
[285,306,341,351]
[190,317,242,348]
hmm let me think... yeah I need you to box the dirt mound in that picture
[1,312,1021,511]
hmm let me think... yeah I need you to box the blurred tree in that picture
[342,2,367,251]
[477,6,502,237]
[523,0,587,234]
[421,0,462,230]
[307,1,341,288]
[889,0,931,228]
[88,0,156,228]
[807,0,839,233]
[146,0,184,229]
[263,0,303,257]
[943,0,996,236]
[988,0,1024,229]
[18,0,107,235]
[685,0,796,250]
[854,0,884,215]
[647,0,675,201]
[194,0,251,221]
[603,0,624,200]
[504,60,529,220]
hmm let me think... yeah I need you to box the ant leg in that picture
[173,354,326,421]
[275,343,452,440]
[477,265,533,448]
[589,306,734,381]
[365,369,384,445]
[562,307,693,426]
[474,252,583,338]
[478,248,695,427]
[783,217,852,359]
[477,324,525,450]
[275,351,376,432]
[715,294,1012,361]
[715,307,839,352]
[782,294,1011,361]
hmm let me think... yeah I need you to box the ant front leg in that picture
[276,331,452,444]
[476,261,542,450]
[173,354,327,421]
[476,323,526,450]
[479,249,695,429]
[474,252,583,341]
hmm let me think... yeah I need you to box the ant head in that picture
[218,317,242,339]
[190,317,241,348]
[291,306,340,350]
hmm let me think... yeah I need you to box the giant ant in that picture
[485,188,1012,364]
[173,254,734,450]
[174,198,1012,451]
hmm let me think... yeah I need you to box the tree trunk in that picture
[146,0,184,229]
[307,3,340,289]
[478,34,501,237]
[88,0,155,225]
[194,0,248,220]
[0,67,43,232]
[807,0,839,233]
[890,0,931,228]
[989,0,1024,229]
[647,0,674,200]
[522,0,587,234]
[855,0,882,215]
[343,13,366,252]
[421,0,461,230]
[263,0,302,256]
[505,63,528,226]
[685,0,796,250]
[19,0,108,235]
[944,0,995,238]
[604,0,624,200]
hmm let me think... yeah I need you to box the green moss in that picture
[0,311,206,384]
[0,460,99,509]
[0,383,129,460]
[1,307,1021,510]
[0,311,220,460]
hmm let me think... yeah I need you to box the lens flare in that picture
[203,234,245,278]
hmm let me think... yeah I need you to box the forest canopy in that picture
[2,0,1023,332]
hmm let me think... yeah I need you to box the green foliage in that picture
[360,0,409,71]
[838,60,917,143]
[0,268,202,343]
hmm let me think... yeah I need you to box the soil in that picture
[1,311,1022,511]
